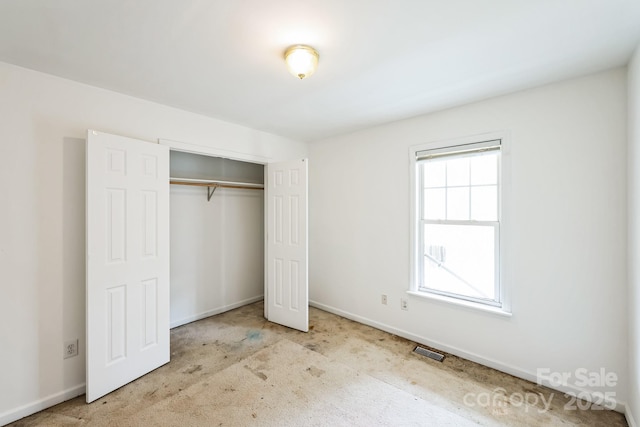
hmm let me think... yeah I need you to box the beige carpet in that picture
[10,303,628,426]
[114,339,479,427]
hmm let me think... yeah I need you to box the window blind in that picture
[416,139,501,161]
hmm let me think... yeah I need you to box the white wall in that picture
[628,45,640,427]
[170,185,264,327]
[0,61,307,425]
[309,68,628,408]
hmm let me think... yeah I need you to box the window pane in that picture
[446,187,469,220]
[423,161,446,188]
[423,224,496,301]
[446,157,469,186]
[470,185,497,221]
[424,189,445,220]
[470,154,498,185]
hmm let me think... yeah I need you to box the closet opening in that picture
[168,150,265,328]
[86,130,307,402]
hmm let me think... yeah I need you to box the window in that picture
[412,138,504,309]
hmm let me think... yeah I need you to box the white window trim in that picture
[409,131,512,316]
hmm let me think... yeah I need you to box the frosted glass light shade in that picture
[284,45,319,80]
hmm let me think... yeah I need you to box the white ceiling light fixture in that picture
[284,45,319,80]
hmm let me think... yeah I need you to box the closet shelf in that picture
[170,177,264,201]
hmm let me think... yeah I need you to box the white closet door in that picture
[266,159,309,332]
[86,130,170,402]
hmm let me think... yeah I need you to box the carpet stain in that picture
[255,352,270,362]
[306,366,325,377]
[246,330,262,341]
[184,365,203,374]
[244,364,268,381]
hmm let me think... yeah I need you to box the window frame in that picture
[409,132,511,315]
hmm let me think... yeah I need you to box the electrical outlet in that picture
[401,298,408,311]
[64,339,78,359]
[381,294,388,305]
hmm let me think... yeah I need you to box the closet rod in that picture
[170,181,264,190]
[169,177,264,190]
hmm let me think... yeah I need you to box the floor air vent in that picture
[413,346,445,362]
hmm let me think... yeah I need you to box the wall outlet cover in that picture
[64,339,79,359]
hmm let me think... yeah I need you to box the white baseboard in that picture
[0,384,85,426]
[309,300,626,414]
[627,403,638,427]
[170,295,264,329]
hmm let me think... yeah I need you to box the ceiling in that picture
[1,1,639,142]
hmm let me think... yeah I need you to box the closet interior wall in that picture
[169,151,265,328]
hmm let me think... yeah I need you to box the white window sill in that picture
[406,290,512,318]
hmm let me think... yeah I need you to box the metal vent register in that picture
[413,346,445,362]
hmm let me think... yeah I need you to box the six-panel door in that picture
[86,130,170,403]
[266,159,309,332]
